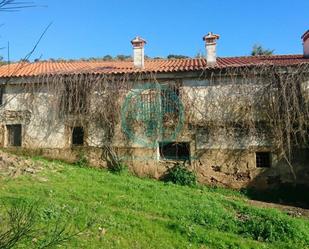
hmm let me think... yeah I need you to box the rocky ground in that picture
[0,150,43,178]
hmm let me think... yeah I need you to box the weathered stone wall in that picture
[1,84,68,148]
[3,144,307,190]
[0,76,308,189]
[0,77,272,149]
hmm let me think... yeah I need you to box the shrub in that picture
[108,162,128,174]
[0,199,93,249]
[75,152,88,167]
[236,207,309,244]
[164,163,196,186]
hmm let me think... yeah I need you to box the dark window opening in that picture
[72,127,84,146]
[256,152,271,168]
[7,124,22,147]
[0,85,4,106]
[159,142,190,161]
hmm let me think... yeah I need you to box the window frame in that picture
[6,124,22,147]
[255,151,271,168]
[0,84,4,106]
[71,126,85,146]
[159,141,190,161]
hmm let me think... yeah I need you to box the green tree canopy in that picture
[115,54,131,61]
[251,44,274,56]
[167,54,190,59]
[102,55,113,61]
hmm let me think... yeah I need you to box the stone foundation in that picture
[2,146,308,190]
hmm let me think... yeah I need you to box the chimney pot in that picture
[203,32,220,66]
[131,36,146,68]
[302,30,309,58]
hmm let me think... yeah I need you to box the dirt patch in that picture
[0,150,43,178]
[247,199,309,218]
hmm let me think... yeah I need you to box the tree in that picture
[115,54,131,61]
[153,56,164,60]
[251,44,274,56]
[167,54,190,59]
[0,0,35,11]
[102,55,113,61]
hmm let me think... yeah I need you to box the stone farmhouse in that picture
[0,31,308,189]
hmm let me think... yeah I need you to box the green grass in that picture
[0,156,309,249]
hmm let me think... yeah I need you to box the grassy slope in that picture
[0,157,308,249]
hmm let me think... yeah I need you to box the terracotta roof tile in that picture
[0,55,308,78]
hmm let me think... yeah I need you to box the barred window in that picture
[140,90,157,120]
[159,142,190,161]
[6,124,22,147]
[0,85,4,106]
[72,127,84,146]
[256,152,271,168]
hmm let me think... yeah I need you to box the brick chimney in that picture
[203,32,220,65]
[302,30,309,58]
[131,36,146,68]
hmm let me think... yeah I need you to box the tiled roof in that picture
[0,54,308,78]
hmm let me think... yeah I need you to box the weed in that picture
[108,162,128,174]
[74,152,88,167]
[163,162,196,186]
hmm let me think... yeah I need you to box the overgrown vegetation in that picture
[0,199,93,249]
[163,162,197,186]
[251,44,274,56]
[74,151,88,168]
[0,155,308,249]
[107,162,128,174]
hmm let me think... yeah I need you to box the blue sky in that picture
[0,0,308,61]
